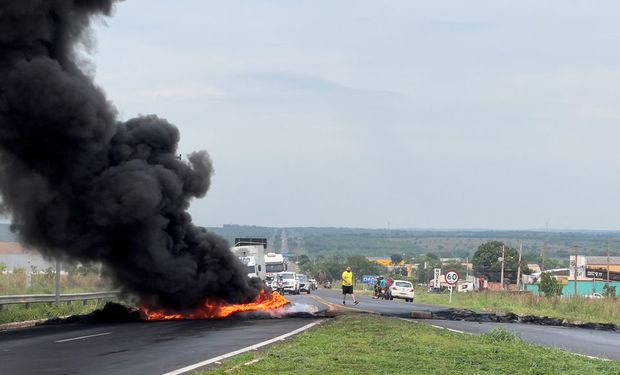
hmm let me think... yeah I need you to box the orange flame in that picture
[141,289,289,321]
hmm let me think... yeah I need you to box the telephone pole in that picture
[517,242,523,291]
[607,239,611,284]
[500,245,505,290]
[573,246,578,297]
[55,258,61,305]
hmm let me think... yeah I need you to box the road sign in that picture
[445,270,460,285]
[362,275,378,285]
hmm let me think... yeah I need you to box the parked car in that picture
[390,280,415,302]
[297,274,311,294]
[272,272,300,294]
[585,293,603,299]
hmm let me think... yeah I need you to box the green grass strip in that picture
[200,315,619,375]
[0,300,107,324]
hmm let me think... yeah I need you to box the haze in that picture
[90,0,620,230]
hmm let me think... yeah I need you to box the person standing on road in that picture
[342,266,359,305]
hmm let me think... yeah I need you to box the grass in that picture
[0,273,113,324]
[0,273,112,295]
[198,314,620,375]
[415,289,620,325]
[0,300,108,324]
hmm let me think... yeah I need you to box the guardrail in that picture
[0,291,119,308]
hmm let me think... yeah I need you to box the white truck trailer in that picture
[231,238,267,280]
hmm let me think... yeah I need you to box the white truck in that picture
[231,238,267,281]
[265,252,287,283]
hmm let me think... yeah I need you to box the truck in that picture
[231,238,267,281]
[264,252,287,283]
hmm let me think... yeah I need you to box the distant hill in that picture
[207,225,619,261]
[0,223,16,242]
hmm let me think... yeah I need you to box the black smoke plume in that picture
[0,0,262,309]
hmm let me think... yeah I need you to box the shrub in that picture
[603,284,617,299]
[539,273,562,297]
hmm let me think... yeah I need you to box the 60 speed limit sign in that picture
[445,270,460,285]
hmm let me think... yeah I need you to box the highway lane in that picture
[2,290,617,375]
[311,288,620,361]
[0,301,327,375]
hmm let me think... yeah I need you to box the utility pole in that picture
[607,239,611,285]
[55,258,61,306]
[517,242,523,291]
[573,246,578,297]
[466,256,469,280]
[500,245,505,290]
[541,222,549,271]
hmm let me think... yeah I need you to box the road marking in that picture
[399,318,468,334]
[401,319,612,361]
[161,321,322,375]
[55,332,111,343]
[310,295,378,315]
[430,324,466,334]
[572,353,611,362]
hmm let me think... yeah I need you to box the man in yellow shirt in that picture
[341,266,359,305]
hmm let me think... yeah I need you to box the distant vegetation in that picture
[206,225,618,267]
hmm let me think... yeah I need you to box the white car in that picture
[272,271,300,294]
[585,293,603,299]
[390,280,415,302]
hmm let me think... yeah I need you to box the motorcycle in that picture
[323,280,332,289]
[274,278,285,294]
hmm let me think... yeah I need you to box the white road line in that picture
[161,321,322,375]
[399,318,468,335]
[55,332,111,343]
[572,353,611,362]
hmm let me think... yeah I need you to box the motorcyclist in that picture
[274,274,284,294]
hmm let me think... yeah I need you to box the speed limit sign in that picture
[445,270,460,285]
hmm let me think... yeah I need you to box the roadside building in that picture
[569,255,620,280]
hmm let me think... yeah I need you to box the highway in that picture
[0,311,323,375]
[1,290,618,374]
[311,288,620,361]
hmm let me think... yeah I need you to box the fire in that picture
[141,289,289,321]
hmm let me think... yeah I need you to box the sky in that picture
[83,0,620,230]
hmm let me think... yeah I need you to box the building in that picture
[569,255,620,280]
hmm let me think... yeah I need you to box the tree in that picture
[413,253,442,283]
[390,254,403,266]
[471,241,530,283]
[297,254,311,267]
[539,273,563,297]
[346,255,385,280]
[603,284,617,299]
[443,260,467,278]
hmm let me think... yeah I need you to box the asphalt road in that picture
[0,312,323,375]
[311,288,620,361]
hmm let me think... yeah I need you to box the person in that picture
[341,266,359,305]
[386,277,394,300]
[373,276,382,299]
[379,276,388,299]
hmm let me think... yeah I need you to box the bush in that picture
[603,284,617,299]
[539,273,562,297]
